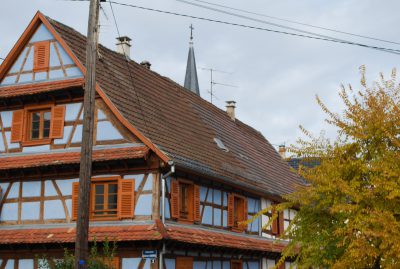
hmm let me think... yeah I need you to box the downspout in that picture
[159,161,175,269]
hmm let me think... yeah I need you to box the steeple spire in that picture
[184,24,200,95]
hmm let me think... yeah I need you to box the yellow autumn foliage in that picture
[279,67,400,268]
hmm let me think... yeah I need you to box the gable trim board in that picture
[0,11,304,199]
[0,11,170,165]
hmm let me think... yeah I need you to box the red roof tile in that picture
[166,224,287,253]
[0,224,162,244]
[45,17,304,197]
[0,78,84,98]
[0,146,149,170]
[0,221,285,253]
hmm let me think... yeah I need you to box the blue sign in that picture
[142,250,157,259]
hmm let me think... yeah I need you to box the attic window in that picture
[214,138,228,152]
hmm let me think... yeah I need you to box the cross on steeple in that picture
[190,24,194,40]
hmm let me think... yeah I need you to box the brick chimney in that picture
[116,36,131,58]
[278,144,286,159]
[226,101,236,121]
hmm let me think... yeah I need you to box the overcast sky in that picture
[1,1,400,152]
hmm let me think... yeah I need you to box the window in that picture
[262,204,285,237]
[231,260,243,269]
[28,109,51,140]
[11,105,65,145]
[71,177,135,221]
[170,179,200,223]
[92,180,118,218]
[228,194,248,232]
[199,186,229,228]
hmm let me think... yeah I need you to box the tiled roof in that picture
[44,16,304,197]
[165,224,287,253]
[0,78,84,98]
[287,157,321,172]
[0,224,162,244]
[0,221,285,253]
[0,146,149,170]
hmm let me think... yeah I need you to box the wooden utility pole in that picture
[75,0,101,268]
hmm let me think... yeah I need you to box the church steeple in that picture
[184,24,200,95]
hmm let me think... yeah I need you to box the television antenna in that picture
[200,67,237,103]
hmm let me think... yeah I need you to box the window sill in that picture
[231,227,246,233]
[177,219,194,225]
[89,216,120,221]
[21,139,51,146]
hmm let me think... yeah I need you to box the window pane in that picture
[43,128,50,138]
[108,184,117,194]
[108,194,117,209]
[95,184,104,195]
[31,130,39,139]
[43,111,51,121]
[95,195,104,207]
[32,112,40,122]
[32,121,40,130]
[213,189,221,205]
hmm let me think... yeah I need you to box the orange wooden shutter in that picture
[50,105,66,139]
[278,262,285,269]
[279,211,285,236]
[227,193,234,227]
[33,41,50,72]
[170,180,180,219]
[111,257,120,269]
[71,182,79,220]
[193,185,201,222]
[11,110,25,143]
[242,198,248,231]
[272,208,279,235]
[118,179,135,219]
[176,257,193,269]
[231,260,243,269]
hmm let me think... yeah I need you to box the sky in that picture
[1,0,400,153]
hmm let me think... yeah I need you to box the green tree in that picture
[278,67,400,268]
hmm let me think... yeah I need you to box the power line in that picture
[177,0,400,56]
[178,0,360,46]
[185,0,400,46]
[107,1,150,131]
[108,1,400,55]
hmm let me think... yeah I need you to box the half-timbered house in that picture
[0,12,304,269]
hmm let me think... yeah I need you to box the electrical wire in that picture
[107,1,150,131]
[177,0,362,46]
[108,1,400,55]
[185,0,400,46]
